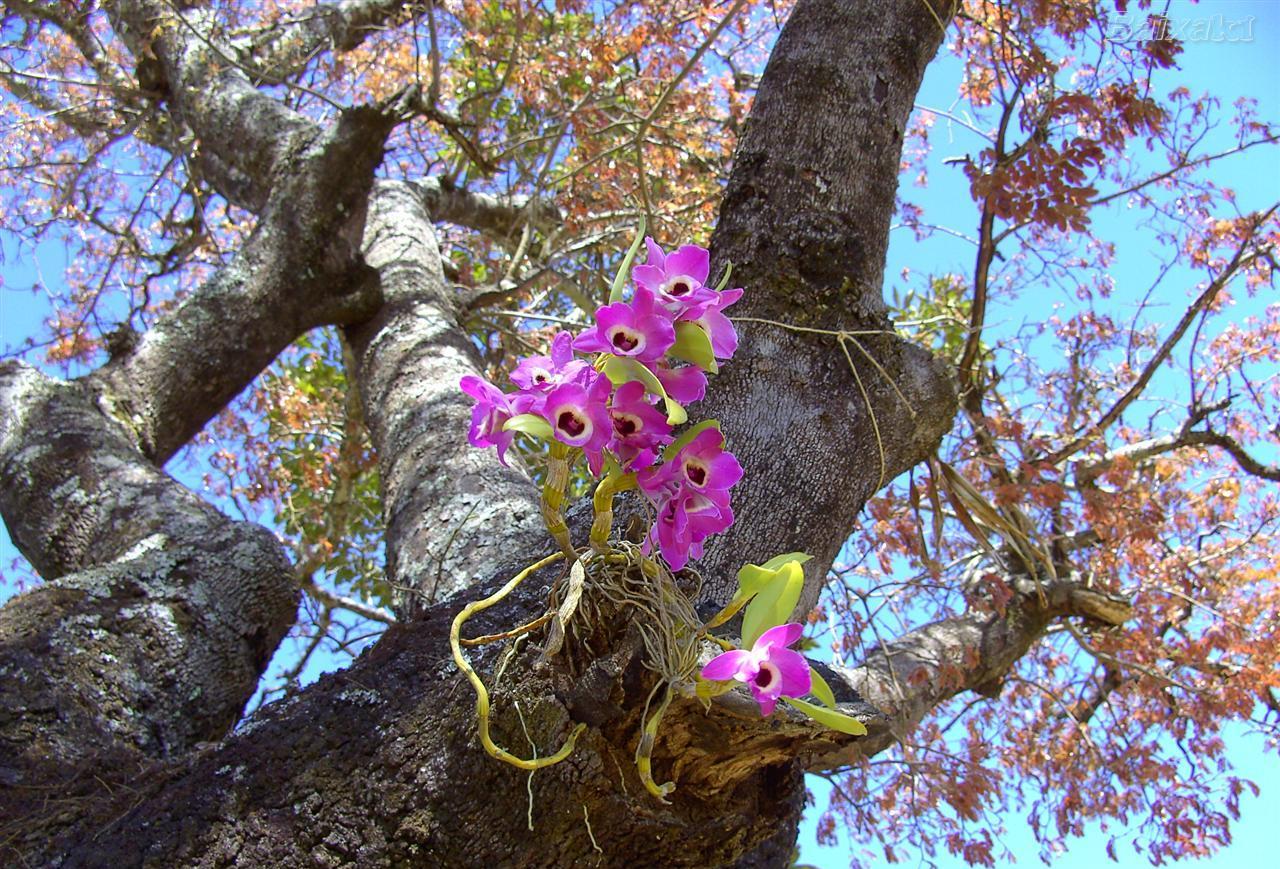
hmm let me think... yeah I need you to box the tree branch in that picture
[1073,400,1280,484]
[242,0,425,83]
[345,181,545,616]
[815,572,1133,767]
[414,177,562,243]
[1046,225,1270,466]
[0,362,298,770]
[107,0,322,211]
[90,105,396,464]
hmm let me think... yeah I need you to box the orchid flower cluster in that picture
[460,237,743,571]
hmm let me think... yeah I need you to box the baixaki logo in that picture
[1108,13,1256,44]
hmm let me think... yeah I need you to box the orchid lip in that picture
[555,408,591,441]
[612,412,641,437]
[663,275,696,297]
[609,326,645,354]
[686,493,716,514]
[684,458,708,487]
[754,661,779,691]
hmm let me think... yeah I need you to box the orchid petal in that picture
[632,263,666,294]
[768,647,812,697]
[665,245,710,284]
[750,687,778,717]
[550,331,574,368]
[755,622,804,651]
[700,649,752,682]
[644,237,667,268]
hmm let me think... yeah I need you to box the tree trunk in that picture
[2,2,1137,866]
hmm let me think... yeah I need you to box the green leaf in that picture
[503,413,553,440]
[808,667,837,709]
[609,217,647,304]
[695,678,736,705]
[758,552,813,572]
[782,697,868,735]
[662,419,721,461]
[704,551,812,631]
[601,355,687,425]
[669,322,718,373]
[734,555,811,603]
[741,560,805,647]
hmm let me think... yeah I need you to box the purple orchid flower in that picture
[646,487,734,569]
[459,375,522,466]
[511,331,592,396]
[675,428,744,492]
[608,380,673,470]
[652,360,708,404]
[637,429,740,569]
[573,286,676,363]
[700,623,812,716]
[679,286,743,360]
[539,375,614,474]
[633,238,720,315]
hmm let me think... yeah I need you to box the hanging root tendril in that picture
[450,551,587,771]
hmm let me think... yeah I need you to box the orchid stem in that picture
[589,471,636,553]
[542,444,577,561]
[635,682,676,802]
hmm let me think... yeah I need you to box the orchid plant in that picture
[454,227,865,800]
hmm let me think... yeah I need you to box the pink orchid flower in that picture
[633,238,720,315]
[573,286,675,363]
[700,623,812,716]
[674,428,744,492]
[539,375,613,474]
[652,359,707,404]
[510,331,593,401]
[679,286,743,360]
[459,375,523,466]
[607,380,672,471]
[645,487,733,569]
[637,429,741,569]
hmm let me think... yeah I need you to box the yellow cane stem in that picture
[542,446,576,560]
[589,472,635,553]
[450,552,587,770]
[636,683,676,802]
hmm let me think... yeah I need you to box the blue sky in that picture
[2,1,1277,866]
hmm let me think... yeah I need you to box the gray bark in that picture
[347,180,547,613]
[0,363,297,771]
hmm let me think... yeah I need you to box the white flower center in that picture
[555,407,592,442]
[662,275,697,298]
[609,325,645,354]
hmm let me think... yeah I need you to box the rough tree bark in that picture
[0,0,1135,865]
